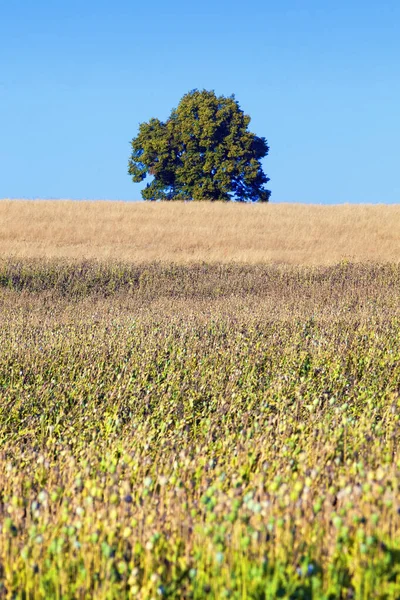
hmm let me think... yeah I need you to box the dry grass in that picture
[1,199,399,264]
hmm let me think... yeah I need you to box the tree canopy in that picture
[128,90,271,202]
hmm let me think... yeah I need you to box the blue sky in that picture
[1,0,399,203]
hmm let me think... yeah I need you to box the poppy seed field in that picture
[0,259,400,599]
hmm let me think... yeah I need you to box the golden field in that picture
[1,199,399,264]
[1,199,400,597]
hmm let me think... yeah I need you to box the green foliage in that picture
[128,89,271,202]
[1,262,400,598]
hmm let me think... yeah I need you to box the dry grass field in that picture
[1,199,399,264]
[1,199,400,598]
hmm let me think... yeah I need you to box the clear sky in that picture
[1,0,399,203]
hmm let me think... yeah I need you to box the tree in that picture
[128,89,271,202]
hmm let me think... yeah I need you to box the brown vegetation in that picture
[1,261,400,597]
[1,199,399,264]
[1,197,400,596]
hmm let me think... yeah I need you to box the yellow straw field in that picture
[1,200,399,264]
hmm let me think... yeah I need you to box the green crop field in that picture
[1,260,400,599]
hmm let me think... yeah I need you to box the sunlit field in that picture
[1,201,400,597]
[0,258,400,598]
[1,200,400,264]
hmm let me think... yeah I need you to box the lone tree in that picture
[128,89,271,202]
